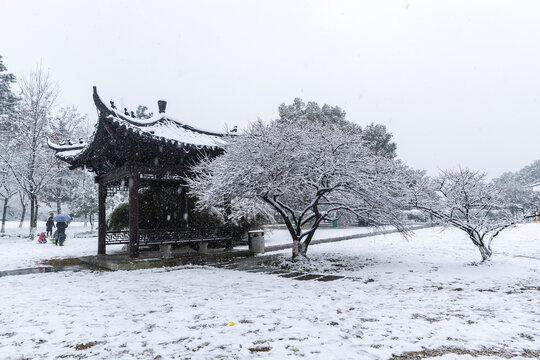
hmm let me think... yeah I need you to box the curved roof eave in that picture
[47,137,87,152]
[47,137,89,164]
[93,86,227,138]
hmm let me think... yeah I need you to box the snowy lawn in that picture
[0,224,539,359]
[0,221,387,271]
[0,222,123,271]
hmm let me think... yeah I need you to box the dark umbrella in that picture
[53,214,71,222]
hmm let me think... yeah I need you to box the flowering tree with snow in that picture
[188,119,407,258]
[410,168,518,262]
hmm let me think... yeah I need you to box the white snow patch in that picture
[0,223,538,359]
[0,222,123,271]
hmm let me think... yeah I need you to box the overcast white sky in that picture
[1,0,540,177]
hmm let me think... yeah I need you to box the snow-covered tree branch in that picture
[188,119,407,258]
[43,106,88,214]
[0,65,59,239]
[410,168,519,262]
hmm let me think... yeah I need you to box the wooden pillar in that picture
[97,183,107,255]
[129,173,140,258]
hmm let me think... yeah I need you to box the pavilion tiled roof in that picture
[48,87,228,169]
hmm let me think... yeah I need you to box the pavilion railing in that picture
[104,231,130,245]
[105,227,233,246]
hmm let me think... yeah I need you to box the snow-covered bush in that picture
[106,188,262,241]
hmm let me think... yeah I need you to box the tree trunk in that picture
[19,203,26,228]
[89,213,94,232]
[84,213,88,227]
[1,197,8,233]
[292,239,301,258]
[470,234,492,262]
[29,194,38,240]
[299,241,308,257]
[300,226,318,257]
[477,244,492,262]
[292,238,310,258]
[56,178,62,215]
[56,196,61,215]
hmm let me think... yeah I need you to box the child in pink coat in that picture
[38,232,47,244]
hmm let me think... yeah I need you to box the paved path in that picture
[265,223,435,252]
[514,255,540,261]
[0,265,90,278]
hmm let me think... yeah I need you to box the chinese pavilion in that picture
[48,87,231,258]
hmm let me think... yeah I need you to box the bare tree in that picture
[0,166,17,233]
[0,65,58,239]
[410,168,518,262]
[188,119,407,258]
[18,191,28,228]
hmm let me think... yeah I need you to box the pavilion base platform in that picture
[80,248,254,271]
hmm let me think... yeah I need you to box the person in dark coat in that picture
[56,221,68,246]
[46,214,55,237]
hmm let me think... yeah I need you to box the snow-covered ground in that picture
[0,221,124,271]
[0,221,389,271]
[1,223,539,359]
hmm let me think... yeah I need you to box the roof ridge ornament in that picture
[158,100,167,114]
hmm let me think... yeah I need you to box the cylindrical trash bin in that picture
[248,230,265,254]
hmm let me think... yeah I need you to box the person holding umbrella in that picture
[53,214,71,246]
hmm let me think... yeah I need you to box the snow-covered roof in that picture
[105,113,227,149]
[48,87,228,172]
[94,86,227,149]
[56,148,85,160]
